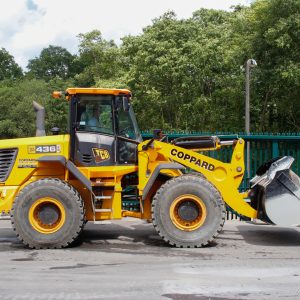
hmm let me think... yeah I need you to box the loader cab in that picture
[67,89,142,166]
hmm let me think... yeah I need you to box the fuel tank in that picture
[250,156,300,226]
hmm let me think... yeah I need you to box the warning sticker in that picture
[18,159,38,168]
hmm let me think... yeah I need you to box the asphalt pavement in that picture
[0,218,299,300]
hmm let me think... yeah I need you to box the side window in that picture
[118,110,137,140]
[117,104,139,164]
[77,97,113,135]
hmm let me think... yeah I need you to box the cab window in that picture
[77,95,114,135]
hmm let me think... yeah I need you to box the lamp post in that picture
[245,58,257,181]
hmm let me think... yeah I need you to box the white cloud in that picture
[0,0,251,69]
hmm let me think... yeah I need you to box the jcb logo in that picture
[92,148,110,162]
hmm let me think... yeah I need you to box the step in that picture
[93,220,112,225]
[94,208,112,213]
[92,182,115,187]
[94,195,112,201]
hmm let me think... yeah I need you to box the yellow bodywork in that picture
[0,134,137,221]
[52,88,131,100]
[0,132,257,221]
[0,87,263,250]
[0,135,69,215]
[137,139,257,219]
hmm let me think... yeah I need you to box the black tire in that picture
[152,174,225,248]
[11,178,85,249]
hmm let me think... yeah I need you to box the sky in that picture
[0,0,251,69]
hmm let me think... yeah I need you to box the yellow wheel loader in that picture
[0,88,299,249]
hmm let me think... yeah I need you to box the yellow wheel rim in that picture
[28,197,66,234]
[170,194,207,231]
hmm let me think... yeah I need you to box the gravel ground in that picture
[0,218,299,300]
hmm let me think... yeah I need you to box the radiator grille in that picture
[82,153,92,164]
[0,148,18,182]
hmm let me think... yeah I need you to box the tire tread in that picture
[11,178,85,249]
[151,174,225,248]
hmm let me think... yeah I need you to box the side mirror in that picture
[153,129,163,139]
[122,96,130,112]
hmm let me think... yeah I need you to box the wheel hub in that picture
[29,197,66,234]
[170,194,207,231]
[38,204,60,225]
[177,201,200,222]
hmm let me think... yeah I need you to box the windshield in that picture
[75,94,142,142]
[76,95,114,135]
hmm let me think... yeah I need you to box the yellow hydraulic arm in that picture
[138,138,258,219]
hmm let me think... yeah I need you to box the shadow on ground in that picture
[1,220,299,255]
[237,223,300,247]
[76,221,166,247]
[0,220,216,259]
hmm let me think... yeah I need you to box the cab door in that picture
[115,96,142,165]
[73,94,116,166]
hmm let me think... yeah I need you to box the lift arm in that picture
[138,138,257,219]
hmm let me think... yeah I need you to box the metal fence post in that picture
[272,140,279,158]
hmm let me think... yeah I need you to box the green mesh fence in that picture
[138,132,300,220]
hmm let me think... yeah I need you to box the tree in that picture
[232,0,300,131]
[0,79,69,139]
[75,30,125,87]
[26,46,77,81]
[0,48,23,81]
[0,1,299,135]
[121,10,241,131]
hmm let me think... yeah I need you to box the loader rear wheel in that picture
[152,175,225,248]
[11,178,85,249]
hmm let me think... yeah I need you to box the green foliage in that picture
[26,45,78,81]
[121,2,300,132]
[0,79,69,139]
[0,48,23,81]
[122,10,244,131]
[0,0,299,138]
[233,0,300,131]
[75,30,125,87]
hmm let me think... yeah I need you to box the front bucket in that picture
[250,156,300,226]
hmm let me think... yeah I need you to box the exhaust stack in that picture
[33,101,46,136]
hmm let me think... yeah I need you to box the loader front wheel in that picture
[11,178,85,249]
[152,175,225,248]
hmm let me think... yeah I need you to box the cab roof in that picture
[66,88,131,96]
